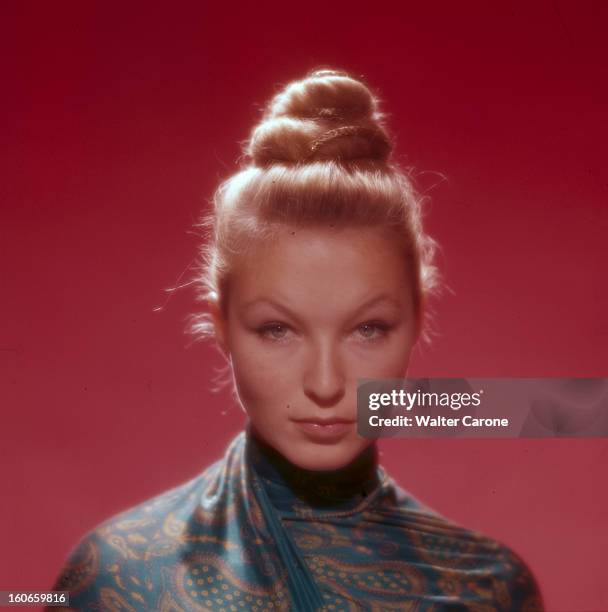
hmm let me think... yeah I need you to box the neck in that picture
[245,422,381,515]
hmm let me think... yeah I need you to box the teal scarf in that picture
[50,423,543,610]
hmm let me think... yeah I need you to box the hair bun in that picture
[246,68,392,166]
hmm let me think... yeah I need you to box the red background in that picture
[2,2,607,610]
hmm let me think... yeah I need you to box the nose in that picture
[302,338,345,407]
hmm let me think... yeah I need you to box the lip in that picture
[293,419,355,442]
[295,418,354,425]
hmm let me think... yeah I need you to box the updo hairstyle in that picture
[188,68,441,352]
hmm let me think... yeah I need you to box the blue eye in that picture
[256,321,392,344]
[257,323,290,342]
[357,321,392,342]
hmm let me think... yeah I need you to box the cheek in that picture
[229,338,298,416]
[384,336,415,375]
[348,331,414,379]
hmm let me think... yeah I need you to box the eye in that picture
[356,321,392,342]
[256,322,292,343]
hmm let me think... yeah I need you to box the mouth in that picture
[293,417,355,425]
[292,418,355,441]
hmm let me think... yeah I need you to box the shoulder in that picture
[370,473,545,610]
[49,461,221,611]
[460,532,545,611]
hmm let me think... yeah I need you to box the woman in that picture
[49,69,544,611]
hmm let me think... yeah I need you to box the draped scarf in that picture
[50,423,543,611]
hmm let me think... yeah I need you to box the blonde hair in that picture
[187,68,442,356]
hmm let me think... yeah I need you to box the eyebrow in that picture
[243,294,404,319]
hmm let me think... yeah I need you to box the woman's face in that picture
[210,225,418,471]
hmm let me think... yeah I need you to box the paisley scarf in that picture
[50,422,543,610]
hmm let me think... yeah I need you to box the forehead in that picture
[230,225,412,307]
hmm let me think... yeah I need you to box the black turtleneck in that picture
[245,421,383,516]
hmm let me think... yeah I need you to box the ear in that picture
[207,293,230,361]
